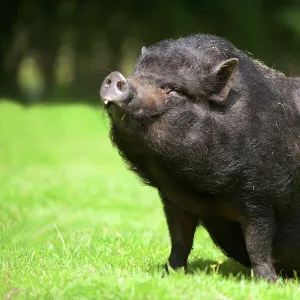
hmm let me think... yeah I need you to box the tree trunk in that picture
[0,49,23,103]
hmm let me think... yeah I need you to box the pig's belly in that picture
[273,223,300,275]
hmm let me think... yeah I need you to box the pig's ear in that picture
[209,58,238,104]
[141,47,147,55]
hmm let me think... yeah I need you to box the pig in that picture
[100,34,300,282]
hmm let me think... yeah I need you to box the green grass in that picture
[1,101,300,299]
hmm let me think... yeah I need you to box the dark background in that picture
[1,0,300,104]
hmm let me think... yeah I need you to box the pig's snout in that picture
[100,72,130,106]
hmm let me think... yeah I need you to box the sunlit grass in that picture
[1,101,300,299]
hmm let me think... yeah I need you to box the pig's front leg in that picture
[242,207,277,282]
[161,196,198,272]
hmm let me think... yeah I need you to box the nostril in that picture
[105,78,112,87]
[116,80,126,92]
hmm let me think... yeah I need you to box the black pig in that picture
[100,34,300,282]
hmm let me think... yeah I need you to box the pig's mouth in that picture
[103,99,112,109]
[103,98,110,106]
[102,97,125,109]
[102,96,129,117]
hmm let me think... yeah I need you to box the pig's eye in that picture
[160,86,184,97]
[168,89,182,97]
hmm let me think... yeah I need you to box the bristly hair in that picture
[107,34,300,199]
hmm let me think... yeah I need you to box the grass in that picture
[0,101,300,299]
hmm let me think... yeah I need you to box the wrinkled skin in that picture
[100,34,300,282]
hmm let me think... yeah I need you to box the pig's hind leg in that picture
[201,216,251,268]
[241,207,278,282]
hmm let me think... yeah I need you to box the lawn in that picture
[0,101,300,299]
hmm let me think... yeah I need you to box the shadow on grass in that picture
[154,258,299,282]
[151,258,251,280]
[188,258,250,279]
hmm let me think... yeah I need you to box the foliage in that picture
[1,1,300,103]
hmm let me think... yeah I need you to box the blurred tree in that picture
[0,0,23,100]
[0,0,299,103]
